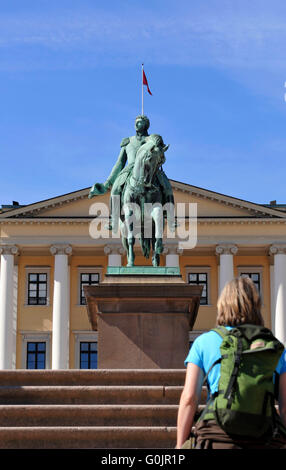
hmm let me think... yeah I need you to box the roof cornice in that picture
[170,180,286,218]
[0,180,285,219]
[1,217,286,226]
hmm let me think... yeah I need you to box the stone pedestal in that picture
[84,267,202,369]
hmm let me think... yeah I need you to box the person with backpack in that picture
[176,276,286,449]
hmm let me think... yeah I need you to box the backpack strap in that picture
[224,335,243,408]
[197,327,230,423]
[212,325,229,339]
[202,327,230,393]
[214,327,245,409]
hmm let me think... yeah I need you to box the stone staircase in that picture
[0,369,207,449]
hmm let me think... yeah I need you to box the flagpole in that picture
[142,63,144,115]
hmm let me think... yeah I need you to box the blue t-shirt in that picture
[185,328,286,396]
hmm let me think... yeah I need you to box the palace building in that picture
[0,179,286,370]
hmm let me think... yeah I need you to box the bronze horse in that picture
[120,134,169,267]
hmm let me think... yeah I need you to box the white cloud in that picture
[0,2,286,70]
[0,1,285,109]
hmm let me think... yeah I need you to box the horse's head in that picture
[134,135,169,187]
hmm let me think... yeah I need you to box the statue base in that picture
[106,266,181,276]
[84,268,202,369]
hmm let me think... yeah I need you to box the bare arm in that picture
[278,372,286,427]
[176,363,204,449]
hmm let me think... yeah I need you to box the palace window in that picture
[26,342,46,369]
[77,267,102,305]
[240,272,260,292]
[237,267,263,295]
[28,273,47,305]
[21,333,51,369]
[74,332,98,369]
[80,273,100,305]
[187,270,209,305]
[188,273,208,304]
[185,267,211,306]
[25,267,50,306]
[80,342,98,369]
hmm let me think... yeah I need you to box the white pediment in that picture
[0,181,285,220]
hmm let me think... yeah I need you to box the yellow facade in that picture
[1,180,286,369]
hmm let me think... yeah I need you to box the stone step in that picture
[0,404,196,427]
[0,385,208,405]
[0,404,204,427]
[0,385,186,405]
[0,426,177,449]
[0,370,207,449]
[0,369,186,386]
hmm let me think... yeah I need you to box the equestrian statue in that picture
[88,115,175,267]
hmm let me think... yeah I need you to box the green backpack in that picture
[199,324,286,439]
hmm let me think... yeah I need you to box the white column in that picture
[270,264,275,333]
[216,244,238,294]
[104,244,124,267]
[164,244,183,267]
[50,244,72,369]
[0,245,19,369]
[12,265,18,369]
[269,245,286,345]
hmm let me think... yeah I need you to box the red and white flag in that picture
[142,67,152,95]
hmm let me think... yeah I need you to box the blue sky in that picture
[1,0,286,206]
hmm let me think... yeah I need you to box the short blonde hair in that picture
[216,277,264,327]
